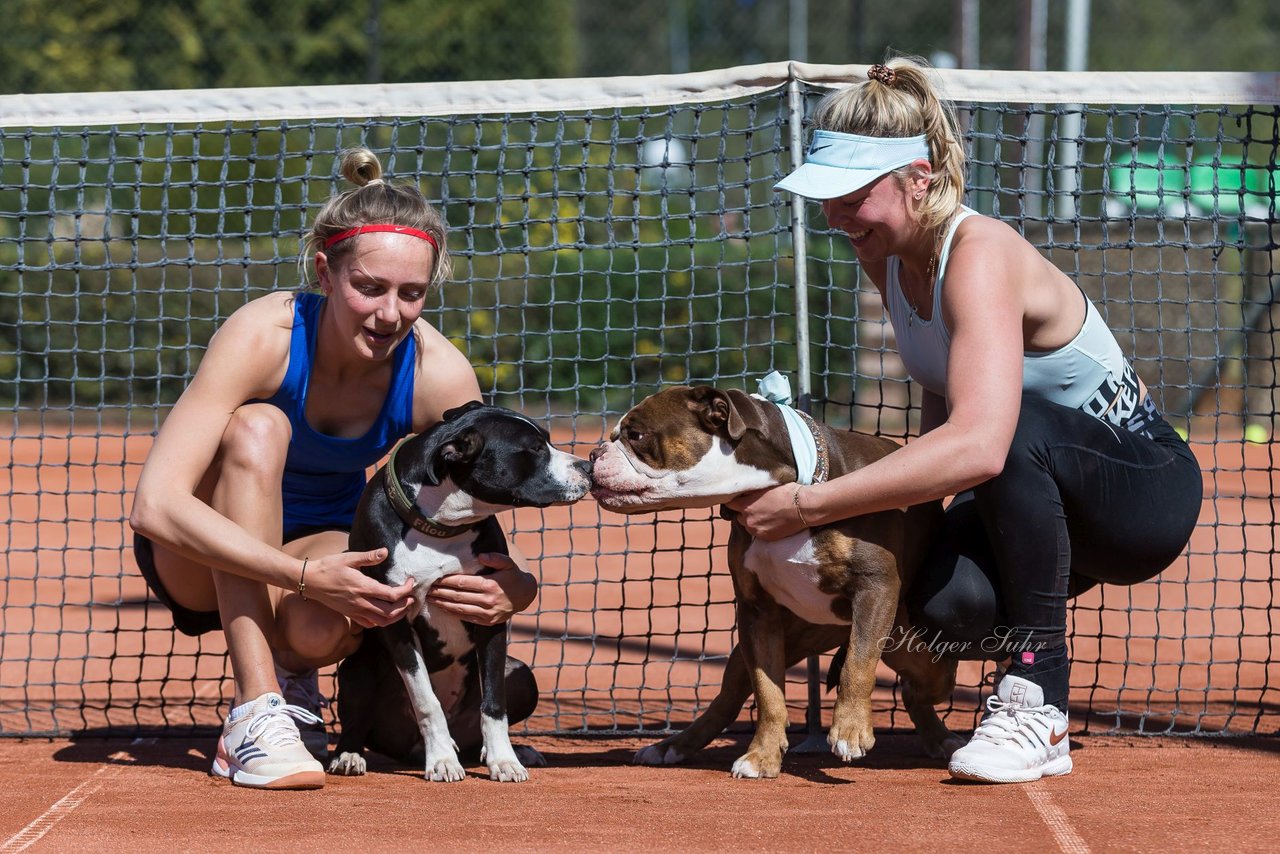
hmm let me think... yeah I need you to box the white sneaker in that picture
[948,673,1072,783]
[276,665,328,760]
[210,692,325,789]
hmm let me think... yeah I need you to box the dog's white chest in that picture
[388,530,476,590]
[388,532,479,712]
[742,533,848,625]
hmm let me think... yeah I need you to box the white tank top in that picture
[883,207,1160,435]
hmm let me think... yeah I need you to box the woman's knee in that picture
[275,595,356,664]
[910,582,1000,648]
[908,551,1002,649]
[219,404,292,481]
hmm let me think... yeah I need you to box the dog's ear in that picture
[441,400,486,422]
[439,428,484,465]
[422,427,485,485]
[687,386,768,441]
[691,386,768,440]
[687,386,731,435]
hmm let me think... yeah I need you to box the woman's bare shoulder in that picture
[208,292,294,349]
[952,211,1020,241]
[222,290,296,327]
[409,318,482,429]
[949,212,1036,257]
[195,291,296,396]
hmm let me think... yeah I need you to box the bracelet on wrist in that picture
[793,485,812,528]
[298,557,309,601]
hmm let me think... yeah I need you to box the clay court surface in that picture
[2,421,1278,851]
[2,734,1279,851]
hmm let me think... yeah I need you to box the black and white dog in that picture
[328,401,592,782]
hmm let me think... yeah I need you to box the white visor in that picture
[775,129,930,200]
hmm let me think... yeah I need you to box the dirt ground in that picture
[2,733,1279,852]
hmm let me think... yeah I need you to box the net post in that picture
[1055,0,1091,219]
[788,72,812,404]
[785,67,826,754]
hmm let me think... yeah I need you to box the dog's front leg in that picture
[730,597,789,779]
[471,623,529,782]
[829,565,900,762]
[384,617,465,782]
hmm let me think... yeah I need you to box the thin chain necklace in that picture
[906,243,939,325]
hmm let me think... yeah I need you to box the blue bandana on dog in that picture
[752,371,828,486]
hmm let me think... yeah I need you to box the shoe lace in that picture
[972,695,1050,745]
[277,668,325,716]
[244,703,323,747]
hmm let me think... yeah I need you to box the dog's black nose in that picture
[589,444,607,464]
[576,456,594,477]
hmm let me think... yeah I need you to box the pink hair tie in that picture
[322,223,440,252]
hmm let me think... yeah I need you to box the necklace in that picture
[906,245,939,324]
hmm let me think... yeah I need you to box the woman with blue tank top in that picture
[727,58,1201,784]
[130,148,539,790]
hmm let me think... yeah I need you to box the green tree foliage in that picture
[1091,0,1280,72]
[2,0,1279,97]
[3,1,142,93]
[0,0,576,94]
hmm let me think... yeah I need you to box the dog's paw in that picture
[634,742,688,766]
[480,744,533,782]
[514,744,547,767]
[828,711,875,762]
[487,758,530,783]
[829,737,871,762]
[424,753,466,783]
[828,725,875,762]
[730,750,781,779]
[327,751,367,776]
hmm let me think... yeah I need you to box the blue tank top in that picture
[257,291,417,536]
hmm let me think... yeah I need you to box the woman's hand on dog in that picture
[726,485,811,541]
[426,553,537,626]
[309,548,416,629]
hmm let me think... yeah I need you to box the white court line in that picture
[0,752,129,854]
[1024,781,1091,854]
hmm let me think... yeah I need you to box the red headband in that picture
[321,224,440,252]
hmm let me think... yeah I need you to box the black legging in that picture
[906,394,1202,711]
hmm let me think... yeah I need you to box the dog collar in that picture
[752,371,829,485]
[383,441,482,539]
[792,408,830,485]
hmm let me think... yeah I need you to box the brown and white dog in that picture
[591,385,964,778]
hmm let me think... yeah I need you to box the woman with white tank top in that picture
[727,58,1201,784]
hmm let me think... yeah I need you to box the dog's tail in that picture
[825,644,847,692]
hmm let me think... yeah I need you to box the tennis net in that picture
[1,63,1277,738]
